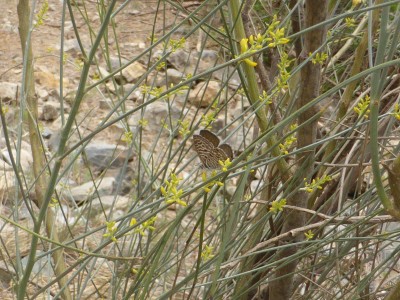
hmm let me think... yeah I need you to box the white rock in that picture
[120,61,146,84]
[0,82,19,103]
[189,80,220,108]
[63,177,116,204]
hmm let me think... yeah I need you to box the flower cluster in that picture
[131,216,157,236]
[140,83,188,101]
[301,175,332,193]
[393,103,400,121]
[259,90,272,105]
[277,52,293,91]
[219,158,232,172]
[202,171,224,193]
[103,221,118,242]
[35,0,48,28]
[166,37,186,53]
[310,52,328,65]
[178,120,190,137]
[354,95,371,119]
[238,15,290,67]
[201,245,214,261]
[279,124,297,155]
[138,119,148,128]
[200,113,217,128]
[305,230,314,240]
[161,173,186,207]
[270,198,287,214]
[121,131,133,144]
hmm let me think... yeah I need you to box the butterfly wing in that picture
[193,134,215,168]
[219,144,233,160]
[194,130,234,169]
[200,130,220,147]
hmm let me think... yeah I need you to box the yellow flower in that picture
[270,198,286,214]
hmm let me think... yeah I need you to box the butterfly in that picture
[193,130,233,169]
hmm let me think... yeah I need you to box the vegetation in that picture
[1,0,400,299]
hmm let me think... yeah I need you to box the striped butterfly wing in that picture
[199,130,220,147]
[193,134,216,168]
[219,144,233,160]
[193,130,234,169]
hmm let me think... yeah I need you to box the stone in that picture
[40,101,59,121]
[62,39,80,53]
[122,84,142,101]
[63,177,116,204]
[47,129,61,152]
[80,195,130,219]
[104,165,137,195]
[35,71,68,89]
[20,140,32,153]
[213,66,241,89]
[109,56,129,72]
[164,68,185,86]
[130,101,181,136]
[189,80,220,108]
[84,142,134,170]
[21,250,55,277]
[167,50,191,72]
[0,171,16,204]
[36,88,49,101]
[120,61,147,84]
[1,148,33,172]
[99,98,113,110]
[198,50,219,72]
[170,92,190,108]
[0,82,19,103]
[97,66,110,81]
[42,127,53,139]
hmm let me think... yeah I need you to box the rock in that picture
[35,70,70,89]
[40,101,59,121]
[0,82,19,103]
[189,80,220,108]
[122,84,143,101]
[97,66,110,80]
[105,165,137,195]
[36,88,49,101]
[63,177,116,203]
[84,142,134,170]
[166,50,191,72]
[47,129,61,152]
[0,171,16,204]
[105,81,117,95]
[80,195,130,219]
[20,140,32,153]
[1,148,33,172]
[120,61,147,84]
[54,204,75,226]
[162,68,185,86]
[21,250,55,277]
[171,92,190,108]
[110,56,129,72]
[130,101,181,137]
[198,50,219,72]
[62,39,80,53]
[42,127,53,139]
[213,66,241,89]
[99,98,113,109]
[49,88,62,100]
